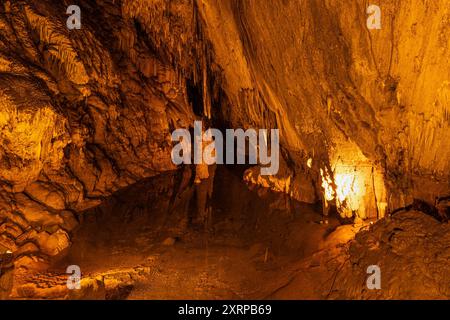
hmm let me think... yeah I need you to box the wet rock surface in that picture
[0,0,448,299]
[0,0,448,260]
[4,169,450,300]
[332,211,450,299]
[271,210,450,299]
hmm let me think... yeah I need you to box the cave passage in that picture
[12,167,341,299]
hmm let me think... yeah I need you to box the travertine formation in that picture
[0,0,448,277]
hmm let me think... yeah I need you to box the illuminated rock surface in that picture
[0,0,448,299]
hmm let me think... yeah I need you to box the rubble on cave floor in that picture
[270,210,450,300]
[0,1,449,300]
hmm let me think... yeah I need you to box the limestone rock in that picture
[0,0,448,262]
[35,229,71,257]
[244,162,317,204]
[332,211,450,299]
[67,277,106,300]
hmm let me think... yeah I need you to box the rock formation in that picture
[0,0,448,295]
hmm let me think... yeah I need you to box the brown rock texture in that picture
[0,0,448,265]
[334,211,450,299]
[270,211,450,299]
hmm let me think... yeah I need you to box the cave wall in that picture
[197,0,449,210]
[0,0,197,261]
[0,0,449,261]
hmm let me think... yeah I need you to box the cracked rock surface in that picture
[0,0,448,299]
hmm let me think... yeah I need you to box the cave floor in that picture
[10,167,355,300]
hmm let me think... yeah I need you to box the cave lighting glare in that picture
[320,167,366,213]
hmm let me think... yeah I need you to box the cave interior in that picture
[0,0,449,300]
